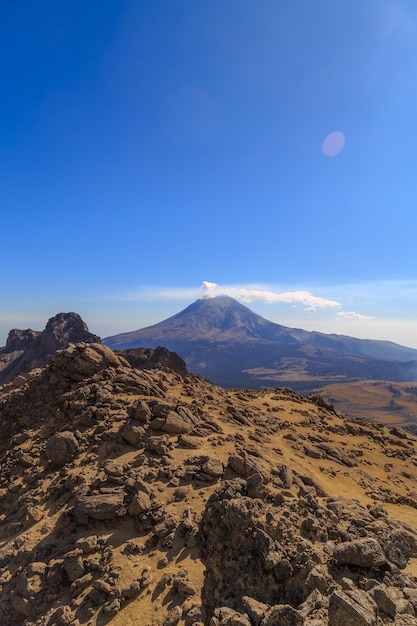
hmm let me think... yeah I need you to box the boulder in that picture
[121,419,146,447]
[128,491,152,515]
[333,538,386,569]
[370,584,402,618]
[328,590,376,626]
[262,604,303,626]
[384,532,411,569]
[45,431,79,466]
[75,493,125,521]
[161,410,194,434]
[128,400,152,423]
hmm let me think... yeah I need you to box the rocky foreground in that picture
[2,344,417,625]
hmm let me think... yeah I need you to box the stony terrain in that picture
[2,343,417,624]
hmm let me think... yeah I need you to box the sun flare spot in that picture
[322,131,346,157]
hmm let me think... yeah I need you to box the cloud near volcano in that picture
[201,282,341,311]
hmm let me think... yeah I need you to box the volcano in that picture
[104,296,417,391]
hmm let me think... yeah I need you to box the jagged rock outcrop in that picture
[1,343,417,625]
[0,312,101,385]
[0,329,40,374]
[118,346,188,378]
[2,328,40,353]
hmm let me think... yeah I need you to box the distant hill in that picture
[104,296,417,391]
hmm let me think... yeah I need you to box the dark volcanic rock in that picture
[117,346,188,378]
[332,538,387,569]
[198,478,417,625]
[75,493,125,522]
[0,313,100,384]
[3,328,40,353]
[45,431,79,466]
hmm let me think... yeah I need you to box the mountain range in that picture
[104,295,417,391]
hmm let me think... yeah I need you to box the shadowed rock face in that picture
[4,329,40,353]
[117,346,188,378]
[0,313,101,384]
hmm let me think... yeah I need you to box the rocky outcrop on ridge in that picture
[0,329,41,374]
[117,346,188,378]
[1,343,417,625]
[0,313,101,385]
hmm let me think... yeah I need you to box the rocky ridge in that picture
[117,347,188,379]
[1,343,417,624]
[0,313,101,385]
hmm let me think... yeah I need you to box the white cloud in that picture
[337,311,375,320]
[114,281,343,312]
[107,280,387,322]
[201,282,341,311]
[201,281,218,297]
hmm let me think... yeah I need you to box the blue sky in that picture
[2,0,417,347]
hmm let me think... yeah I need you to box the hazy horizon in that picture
[2,281,417,351]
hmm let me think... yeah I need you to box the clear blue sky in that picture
[2,0,417,347]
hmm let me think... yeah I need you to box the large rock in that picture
[263,604,303,625]
[117,346,188,378]
[384,532,412,569]
[121,419,146,447]
[128,492,152,515]
[332,538,387,569]
[328,590,377,626]
[75,493,125,521]
[45,431,79,466]
[153,410,194,434]
[370,584,400,618]
[2,328,40,353]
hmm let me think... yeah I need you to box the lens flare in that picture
[322,131,346,157]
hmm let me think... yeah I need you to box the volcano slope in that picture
[2,345,417,625]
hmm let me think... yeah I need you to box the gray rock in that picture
[75,493,125,521]
[328,590,376,626]
[246,472,264,498]
[163,606,182,626]
[121,418,146,447]
[333,538,386,569]
[128,491,152,515]
[145,435,170,456]
[129,399,152,423]
[63,554,85,582]
[384,532,411,569]
[262,604,303,626]
[370,584,401,618]
[161,410,194,434]
[45,431,79,466]
[228,454,264,479]
[242,596,269,626]
[201,457,224,478]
